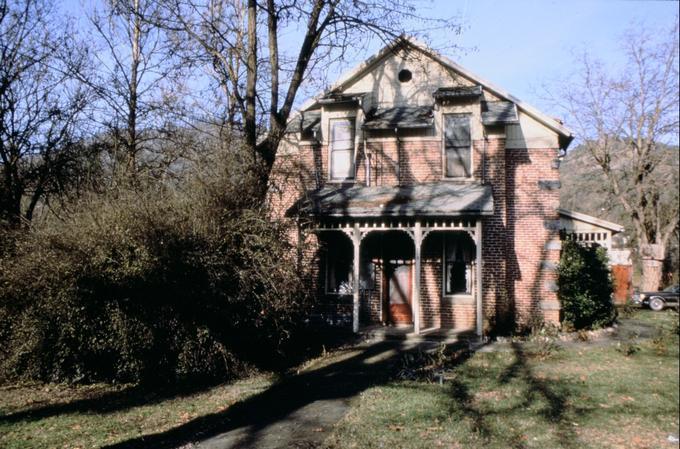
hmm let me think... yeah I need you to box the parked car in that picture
[632,285,679,311]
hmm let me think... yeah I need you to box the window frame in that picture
[441,233,475,298]
[442,113,473,180]
[328,117,356,182]
[324,235,353,295]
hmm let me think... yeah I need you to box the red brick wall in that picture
[269,134,562,332]
[420,234,442,330]
[479,139,511,331]
[505,147,561,327]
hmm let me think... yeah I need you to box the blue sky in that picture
[60,0,678,121]
[425,0,679,114]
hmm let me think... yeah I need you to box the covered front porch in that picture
[290,182,493,336]
[315,216,484,336]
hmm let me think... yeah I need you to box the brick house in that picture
[269,37,573,336]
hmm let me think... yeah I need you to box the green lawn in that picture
[326,310,679,449]
[0,310,677,449]
[0,375,273,449]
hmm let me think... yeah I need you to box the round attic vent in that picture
[398,69,412,83]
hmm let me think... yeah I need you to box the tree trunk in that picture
[639,243,665,291]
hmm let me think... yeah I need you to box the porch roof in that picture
[288,182,494,218]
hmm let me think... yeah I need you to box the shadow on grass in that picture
[445,341,589,449]
[0,327,358,427]
[3,334,595,449]
[99,339,473,449]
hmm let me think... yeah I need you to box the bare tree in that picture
[80,0,182,175]
[158,0,458,194]
[558,21,679,290]
[0,0,89,227]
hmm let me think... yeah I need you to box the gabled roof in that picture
[296,35,573,148]
[558,209,625,233]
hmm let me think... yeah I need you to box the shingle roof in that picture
[362,106,434,130]
[288,182,494,218]
[285,110,321,134]
[481,101,519,125]
[558,209,625,233]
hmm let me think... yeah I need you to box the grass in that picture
[325,309,679,449]
[0,309,677,449]
[0,375,274,449]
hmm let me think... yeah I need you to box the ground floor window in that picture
[325,234,353,294]
[359,257,377,291]
[444,233,475,295]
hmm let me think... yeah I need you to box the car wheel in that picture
[649,297,665,312]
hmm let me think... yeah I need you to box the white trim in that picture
[558,208,625,233]
[413,221,422,334]
[328,117,357,182]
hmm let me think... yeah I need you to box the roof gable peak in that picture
[298,35,572,145]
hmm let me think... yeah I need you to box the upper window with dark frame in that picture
[444,114,472,178]
[329,118,355,180]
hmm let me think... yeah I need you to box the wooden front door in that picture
[387,262,412,325]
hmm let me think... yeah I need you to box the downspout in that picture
[313,129,321,188]
[364,136,370,186]
[482,127,488,184]
[394,127,400,184]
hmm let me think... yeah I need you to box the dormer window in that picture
[329,118,355,180]
[444,114,472,178]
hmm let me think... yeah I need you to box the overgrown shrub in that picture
[0,149,311,384]
[557,239,616,330]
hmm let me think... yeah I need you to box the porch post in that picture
[475,219,483,337]
[352,224,361,333]
[413,221,422,335]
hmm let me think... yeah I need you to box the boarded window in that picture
[330,118,355,180]
[444,114,471,178]
[444,233,475,295]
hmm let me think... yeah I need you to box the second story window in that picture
[330,118,355,180]
[444,114,472,178]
